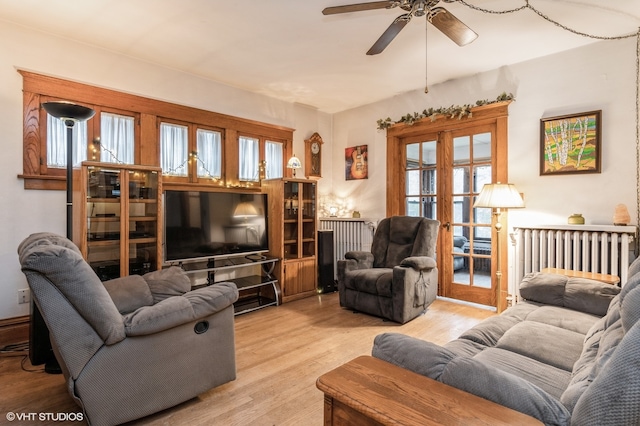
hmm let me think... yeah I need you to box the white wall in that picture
[330,37,638,230]
[0,21,331,320]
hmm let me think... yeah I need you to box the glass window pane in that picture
[421,141,437,167]
[160,122,188,176]
[406,170,420,195]
[47,114,88,167]
[406,143,420,169]
[239,136,259,181]
[196,129,222,178]
[422,196,437,220]
[265,140,283,179]
[406,197,420,217]
[453,136,470,164]
[473,132,491,161]
[100,112,134,164]
[421,169,436,195]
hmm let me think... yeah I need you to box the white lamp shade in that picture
[286,155,302,169]
[474,183,525,209]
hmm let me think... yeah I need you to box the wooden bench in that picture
[316,355,542,425]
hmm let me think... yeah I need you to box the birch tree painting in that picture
[540,110,601,175]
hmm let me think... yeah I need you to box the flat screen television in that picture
[164,190,269,263]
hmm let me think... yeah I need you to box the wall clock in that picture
[305,132,323,179]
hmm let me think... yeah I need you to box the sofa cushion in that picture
[520,273,619,317]
[474,348,572,399]
[143,266,191,303]
[496,321,584,371]
[103,275,154,314]
[344,268,393,297]
[440,356,572,426]
[620,272,640,333]
[524,305,601,335]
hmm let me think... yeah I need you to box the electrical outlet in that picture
[18,288,30,305]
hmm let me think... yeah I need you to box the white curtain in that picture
[47,114,88,167]
[100,112,134,164]
[196,129,222,178]
[160,122,188,176]
[265,140,283,179]
[239,136,259,181]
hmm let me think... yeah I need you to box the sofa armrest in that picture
[344,251,374,269]
[520,272,620,316]
[400,256,436,271]
[122,282,238,337]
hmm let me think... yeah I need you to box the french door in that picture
[385,103,510,308]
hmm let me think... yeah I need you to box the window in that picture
[196,129,222,178]
[160,122,188,176]
[239,136,260,182]
[46,114,88,168]
[265,140,283,179]
[20,71,293,190]
[99,112,135,164]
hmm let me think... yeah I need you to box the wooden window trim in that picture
[19,70,293,191]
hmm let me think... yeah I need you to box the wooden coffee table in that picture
[316,355,542,425]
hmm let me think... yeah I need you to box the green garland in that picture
[376,92,515,130]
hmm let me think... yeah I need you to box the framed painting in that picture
[345,145,368,180]
[540,110,601,175]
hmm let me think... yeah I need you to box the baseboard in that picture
[0,315,29,349]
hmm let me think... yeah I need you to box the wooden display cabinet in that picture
[73,161,162,280]
[264,178,317,302]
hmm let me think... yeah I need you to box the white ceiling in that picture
[1,0,638,113]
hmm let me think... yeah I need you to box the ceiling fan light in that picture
[413,1,426,17]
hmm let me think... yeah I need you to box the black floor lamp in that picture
[33,101,95,373]
[41,101,96,239]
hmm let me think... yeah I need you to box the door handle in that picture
[443,222,451,231]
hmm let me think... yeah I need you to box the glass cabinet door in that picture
[86,166,122,280]
[128,170,159,275]
[283,181,300,259]
[301,181,316,258]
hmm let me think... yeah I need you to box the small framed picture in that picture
[540,110,601,175]
[345,145,368,180]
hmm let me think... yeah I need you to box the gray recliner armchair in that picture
[18,232,239,426]
[337,216,440,324]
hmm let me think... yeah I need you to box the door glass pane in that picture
[406,197,420,217]
[406,143,420,169]
[406,170,420,195]
[473,133,491,161]
[453,136,470,164]
[453,167,469,194]
[473,165,492,193]
[422,169,436,194]
[422,196,437,220]
[422,141,436,167]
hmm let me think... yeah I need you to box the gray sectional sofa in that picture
[373,266,640,425]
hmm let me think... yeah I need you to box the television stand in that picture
[175,254,279,315]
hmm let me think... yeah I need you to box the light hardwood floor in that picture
[0,293,495,425]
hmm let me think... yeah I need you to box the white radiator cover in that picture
[319,218,376,278]
[512,224,637,297]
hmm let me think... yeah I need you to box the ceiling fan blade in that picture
[366,13,411,55]
[428,7,478,47]
[322,1,395,15]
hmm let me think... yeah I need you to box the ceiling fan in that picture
[322,0,478,55]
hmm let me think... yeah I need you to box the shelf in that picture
[233,296,277,315]
[177,255,278,274]
[227,275,277,291]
